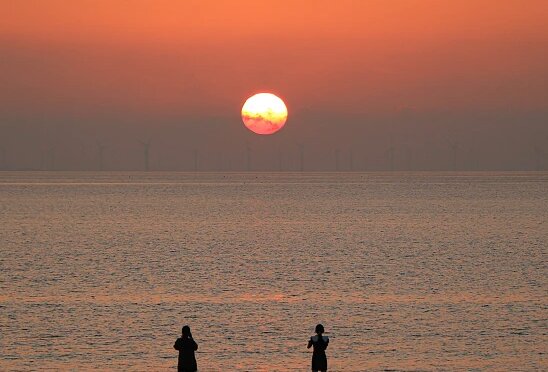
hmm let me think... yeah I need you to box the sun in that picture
[241,93,288,135]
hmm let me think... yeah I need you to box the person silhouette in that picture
[173,325,198,372]
[307,324,329,372]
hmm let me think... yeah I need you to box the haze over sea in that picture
[1,172,546,371]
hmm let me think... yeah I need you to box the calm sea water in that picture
[1,172,546,371]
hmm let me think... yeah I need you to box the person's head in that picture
[315,324,325,335]
[182,325,191,337]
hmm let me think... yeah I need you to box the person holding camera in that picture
[174,325,198,372]
[307,324,329,372]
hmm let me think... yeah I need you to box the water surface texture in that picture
[1,172,546,370]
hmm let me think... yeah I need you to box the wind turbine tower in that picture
[449,140,458,171]
[79,141,88,170]
[140,140,151,171]
[298,143,304,172]
[386,145,395,171]
[96,141,107,171]
[533,145,541,171]
[47,146,56,171]
[246,142,252,171]
[0,145,6,170]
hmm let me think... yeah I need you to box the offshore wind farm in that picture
[1,1,547,371]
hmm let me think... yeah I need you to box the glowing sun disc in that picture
[241,93,288,135]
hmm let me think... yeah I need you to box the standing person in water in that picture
[307,324,329,372]
[173,325,198,372]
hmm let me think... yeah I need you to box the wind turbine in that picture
[297,143,304,172]
[386,144,395,171]
[246,142,251,171]
[467,143,477,171]
[448,139,458,171]
[404,145,413,171]
[78,141,88,170]
[217,152,223,171]
[335,148,340,171]
[277,146,283,172]
[96,141,107,171]
[46,146,56,171]
[0,145,6,170]
[533,145,541,171]
[362,153,368,171]
[39,148,45,170]
[140,140,151,171]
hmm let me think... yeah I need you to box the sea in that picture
[1,171,546,371]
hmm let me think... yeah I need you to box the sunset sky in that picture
[1,0,547,170]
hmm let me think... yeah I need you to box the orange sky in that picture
[2,0,547,115]
[1,1,547,170]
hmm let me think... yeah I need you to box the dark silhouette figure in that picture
[174,326,198,372]
[307,324,329,372]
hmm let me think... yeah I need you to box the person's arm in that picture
[174,339,181,350]
[193,339,198,351]
[324,337,329,349]
[307,337,313,349]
